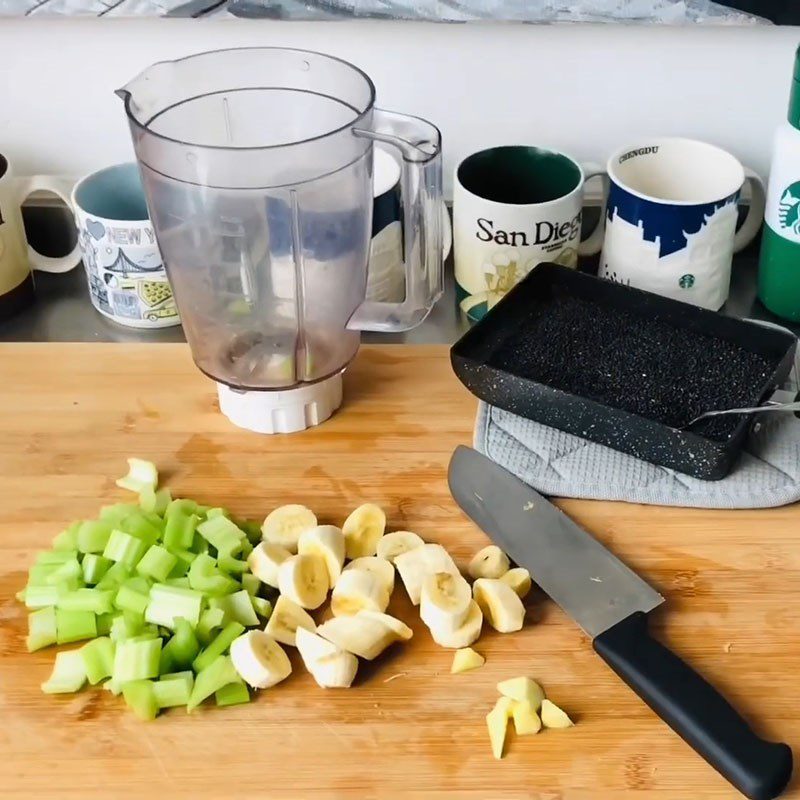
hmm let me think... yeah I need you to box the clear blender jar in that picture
[117,48,443,432]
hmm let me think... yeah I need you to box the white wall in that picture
[3,18,800,196]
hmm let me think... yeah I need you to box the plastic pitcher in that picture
[117,47,443,433]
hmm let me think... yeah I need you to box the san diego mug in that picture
[598,138,765,310]
[454,145,606,322]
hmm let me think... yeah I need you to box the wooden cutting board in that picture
[0,343,797,800]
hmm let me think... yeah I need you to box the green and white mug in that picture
[454,145,606,322]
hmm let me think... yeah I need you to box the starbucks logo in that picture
[778,181,800,234]
[679,274,695,289]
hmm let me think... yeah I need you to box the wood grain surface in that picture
[0,343,796,799]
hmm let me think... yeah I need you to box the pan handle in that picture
[594,612,792,800]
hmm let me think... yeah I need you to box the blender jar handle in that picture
[350,109,444,332]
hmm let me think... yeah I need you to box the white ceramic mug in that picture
[71,163,179,329]
[454,145,606,323]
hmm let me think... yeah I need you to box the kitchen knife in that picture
[448,445,792,800]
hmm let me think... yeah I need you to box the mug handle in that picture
[16,175,81,274]
[733,168,766,253]
[578,162,609,257]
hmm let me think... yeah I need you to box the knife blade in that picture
[448,446,792,800]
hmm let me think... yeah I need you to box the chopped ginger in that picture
[540,698,573,729]
[497,676,545,711]
[450,647,485,674]
[511,700,542,735]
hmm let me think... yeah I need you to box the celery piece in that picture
[239,538,253,558]
[81,636,115,684]
[114,584,150,616]
[196,607,226,645]
[103,529,148,568]
[95,561,132,591]
[252,597,272,620]
[136,545,177,583]
[241,573,260,598]
[57,589,114,615]
[215,681,250,707]
[209,590,258,628]
[165,577,191,589]
[188,553,238,596]
[56,608,97,644]
[44,558,82,586]
[192,622,245,673]
[197,515,245,551]
[27,606,57,651]
[153,488,172,516]
[116,458,158,494]
[110,612,153,642]
[167,558,191,580]
[238,519,263,546]
[52,522,80,551]
[56,576,86,592]
[76,520,114,554]
[119,514,161,546]
[218,548,248,575]
[191,533,209,556]
[122,680,159,721]
[153,671,194,709]
[103,678,123,696]
[163,512,199,552]
[145,584,204,630]
[27,563,60,586]
[82,554,113,585]
[166,498,198,519]
[113,637,162,683]
[161,617,200,671]
[100,502,138,525]
[187,655,238,712]
[41,649,87,694]
[139,487,170,515]
[205,507,229,519]
[36,550,78,565]
[24,585,60,609]
[172,547,197,567]
[96,612,115,636]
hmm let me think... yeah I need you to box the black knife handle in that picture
[594,612,792,800]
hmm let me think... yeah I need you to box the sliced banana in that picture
[430,599,483,649]
[247,542,291,589]
[264,595,316,647]
[394,543,461,605]
[229,630,292,689]
[298,525,345,585]
[261,504,317,553]
[342,503,386,559]
[296,627,359,689]
[343,556,395,601]
[376,530,425,564]
[278,553,330,610]
[316,610,412,660]
[473,578,525,633]
[468,545,511,580]
[420,571,472,634]
[499,567,532,598]
[330,568,388,616]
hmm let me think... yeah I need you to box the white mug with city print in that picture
[454,145,606,323]
[71,163,179,329]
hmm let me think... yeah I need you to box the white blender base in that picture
[217,373,343,434]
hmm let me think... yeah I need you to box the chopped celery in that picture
[210,590,258,628]
[109,612,156,643]
[136,545,177,583]
[188,553,238,596]
[82,554,113,585]
[196,515,245,552]
[165,577,190,589]
[41,649,87,694]
[218,546,248,575]
[241,573,260,597]
[24,585,60,609]
[172,547,197,567]
[95,561,132,591]
[81,636,115,684]
[192,622,245,673]
[252,597,272,620]
[161,617,200,672]
[27,606,57,651]
[52,522,80,551]
[205,507,229,519]
[166,498,198,518]
[163,512,199,552]
[27,563,60,586]
[145,584,204,629]
[44,558,82,586]
[57,589,114,615]
[153,671,194,708]
[187,655,238,712]
[96,612,115,636]
[114,584,150,616]
[76,520,114,554]
[215,681,250,707]
[100,502,138,525]
[56,576,85,592]
[103,529,148,568]
[238,519,263,545]
[113,637,162,683]
[36,550,78,565]
[166,558,191,579]
[56,609,97,644]
[103,677,123,695]
[119,514,161,546]
[122,680,159,721]
[116,458,158,494]
[140,486,172,516]
[196,607,226,645]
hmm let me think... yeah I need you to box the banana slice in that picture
[343,556,395,601]
[298,525,345,585]
[499,567,532,598]
[430,599,483,649]
[342,503,386,559]
[420,571,472,634]
[296,627,359,688]
[261,504,317,553]
[247,542,291,589]
[473,578,525,633]
[316,610,412,660]
[376,530,425,564]
[278,553,330,610]
[330,568,388,616]
[264,595,316,647]
[229,630,292,689]
[394,543,461,605]
[468,545,511,580]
